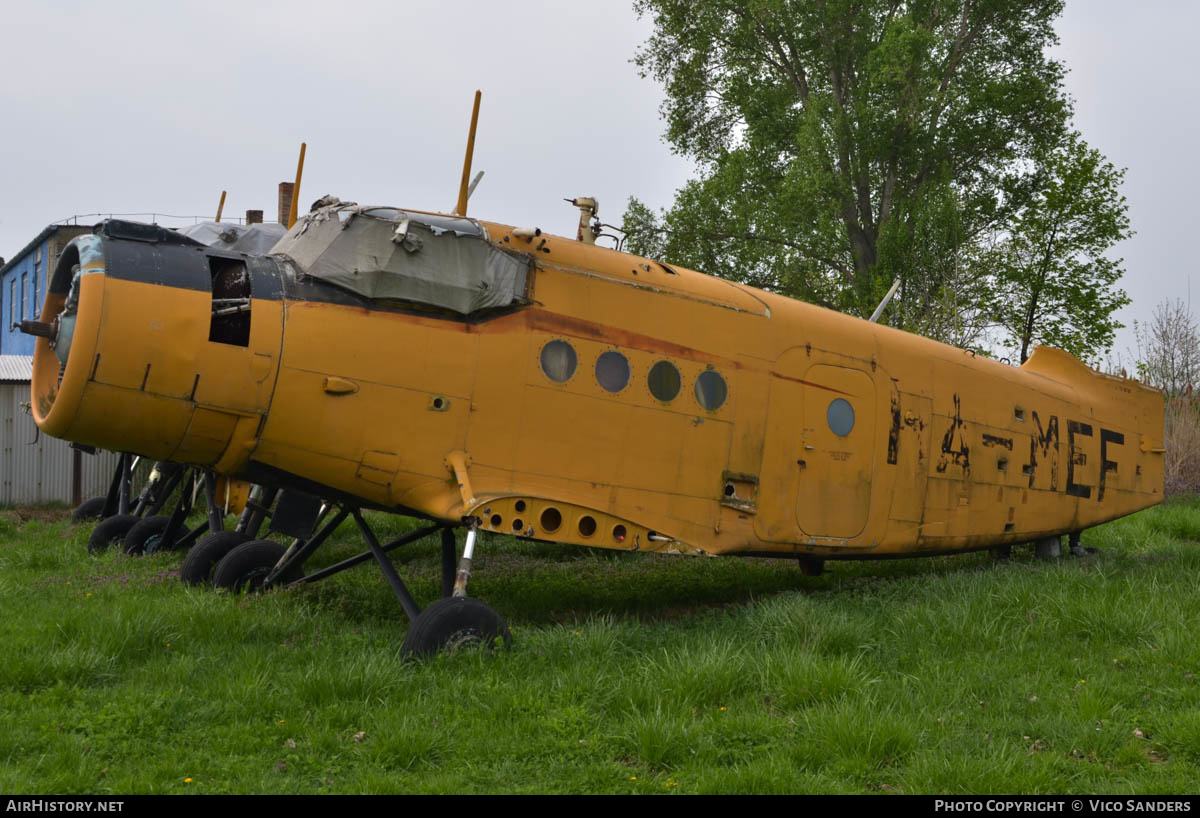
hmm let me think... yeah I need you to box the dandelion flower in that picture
[184,778,193,784]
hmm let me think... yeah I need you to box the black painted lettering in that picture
[936,394,970,475]
[887,381,901,466]
[1028,412,1059,490]
[1066,420,1093,499]
[1098,428,1124,501]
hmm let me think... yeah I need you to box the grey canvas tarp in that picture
[177,221,288,255]
[269,203,528,315]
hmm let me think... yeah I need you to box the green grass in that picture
[1,500,1199,793]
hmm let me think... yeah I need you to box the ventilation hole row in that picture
[491,504,631,544]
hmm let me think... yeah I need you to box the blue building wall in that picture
[0,226,92,355]
[1,236,47,355]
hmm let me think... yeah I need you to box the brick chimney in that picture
[278,182,294,226]
[245,210,263,225]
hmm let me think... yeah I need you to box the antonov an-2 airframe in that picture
[22,94,1165,655]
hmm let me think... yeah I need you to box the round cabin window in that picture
[540,340,577,383]
[595,350,631,393]
[647,360,681,402]
[827,398,855,437]
[694,370,727,411]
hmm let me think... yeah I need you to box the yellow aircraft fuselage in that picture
[32,214,1164,560]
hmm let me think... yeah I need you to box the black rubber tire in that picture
[179,530,251,586]
[211,539,301,593]
[122,516,175,556]
[71,496,108,523]
[400,597,512,659]
[87,514,141,554]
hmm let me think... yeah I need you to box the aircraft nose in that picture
[27,222,285,470]
[28,232,106,432]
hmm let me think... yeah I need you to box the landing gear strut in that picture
[204,504,510,658]
[1068,531,1098,557]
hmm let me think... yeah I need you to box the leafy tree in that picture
[626,0,1130,358]
[989,133,1132,363]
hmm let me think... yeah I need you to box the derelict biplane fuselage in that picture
[23,97,1165,654]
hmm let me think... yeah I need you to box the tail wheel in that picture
[401,597,512,658]
[798,556,825,576]
[71,496,107,523]
[211,540,302,593]
[179,531,251,586]
[87,514,141,554]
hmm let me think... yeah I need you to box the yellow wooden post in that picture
[287,143,307,229]
[455,91,482,217]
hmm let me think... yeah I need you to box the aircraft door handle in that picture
[323,376,359,395]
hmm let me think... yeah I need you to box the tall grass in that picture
[1,502,1199,793]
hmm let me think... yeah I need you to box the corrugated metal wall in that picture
[0,381,119,505]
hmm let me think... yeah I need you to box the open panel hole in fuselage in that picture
[209,256,251,346]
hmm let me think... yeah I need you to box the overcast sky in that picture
[0,1,1192,361]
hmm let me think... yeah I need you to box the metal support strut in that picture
[104,453,135,517]
[440,528,457,598]
[1068,531,1087,557]
[202,471,224,533]
[159,469,197,553]
[118,455,137,515]
[264,505,347,588]
[452,521,478,598]
[286,521,448,589]
[353,509,423,623]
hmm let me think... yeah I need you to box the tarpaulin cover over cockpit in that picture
[269,202,528,315]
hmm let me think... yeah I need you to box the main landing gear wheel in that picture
[180,531,251,586]
[211,540,302,593]
[71,496,107,523]
[122,516,174,556]
[87,514,141,554]
[400,597,512,659]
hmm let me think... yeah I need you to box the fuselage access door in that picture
[796,364,876,539]
[756,351,877,545]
